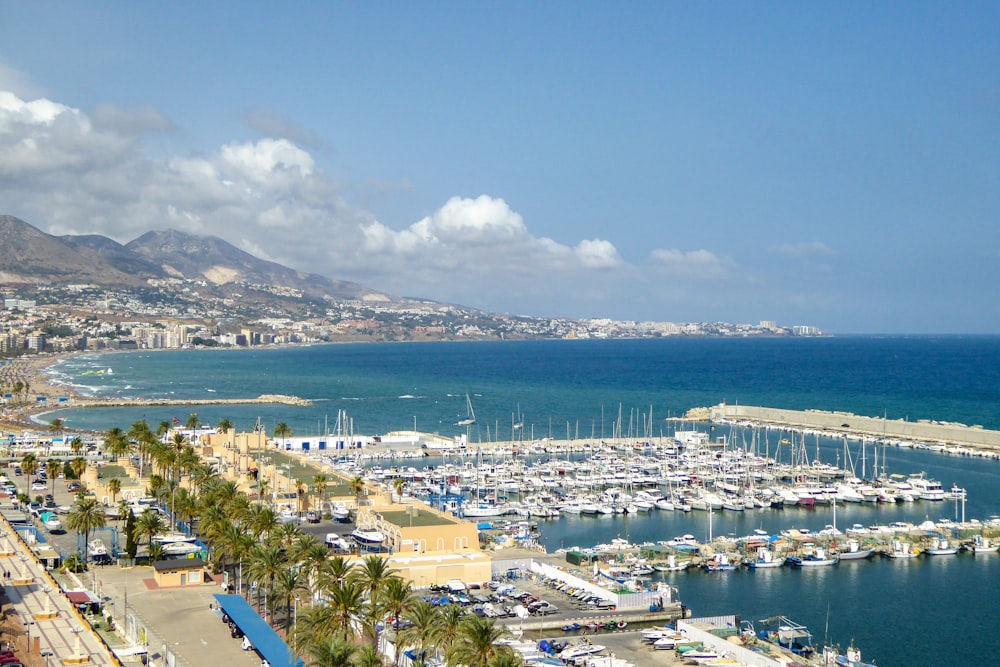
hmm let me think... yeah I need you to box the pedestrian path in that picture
[0,522,120,666]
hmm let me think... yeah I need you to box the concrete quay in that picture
[700,404,1000,452]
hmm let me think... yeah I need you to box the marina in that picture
[24,336,1000,666]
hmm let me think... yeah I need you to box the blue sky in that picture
[1,3,997,333]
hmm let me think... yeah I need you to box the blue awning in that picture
[214,594,303,667]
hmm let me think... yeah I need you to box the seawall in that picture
[702,404,1000,452]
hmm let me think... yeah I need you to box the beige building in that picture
[152,557,209,588]
[355,496,492,587]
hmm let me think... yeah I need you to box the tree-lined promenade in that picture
[51,416,523,667]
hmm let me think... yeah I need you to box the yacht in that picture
[351,528,386,548]
[907,474,945,501]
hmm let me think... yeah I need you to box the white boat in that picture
[40,512,62,531]
[972,536,999,554]
[462,503,507,518]
[836,539,874,560]
[788,546,838,567]
[559,644,607,661]
[745,547,785,569]
[908,473,945,501]
[87,539,108,558]
[456,393,476,426]
[888,540,919,558]
[152,532,200,555]
[652,634,685,650]
[924,538,959,556]
[654,555,691,572]
[325,533,351,550]
[351,528,386,547]
[332,503,351,522]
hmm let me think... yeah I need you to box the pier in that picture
[697,404,1000,452]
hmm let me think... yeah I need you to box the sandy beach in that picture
[0,352,79,430]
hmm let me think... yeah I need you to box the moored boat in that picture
[787,546,838,567]
[745,547,785,569]
[836,539,874,560]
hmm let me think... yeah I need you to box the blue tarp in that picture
[214,594,303,667]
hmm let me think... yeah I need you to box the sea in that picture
[42,336,1000,666]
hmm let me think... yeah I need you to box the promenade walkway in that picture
[0,525,119,666]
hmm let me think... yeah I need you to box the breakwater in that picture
[59,393,314,409]
[698,404,1000,452]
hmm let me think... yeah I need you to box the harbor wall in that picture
[708,404,1000,451]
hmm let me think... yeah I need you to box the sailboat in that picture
[456,393,476,426]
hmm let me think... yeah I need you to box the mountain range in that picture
[0,214,393,305]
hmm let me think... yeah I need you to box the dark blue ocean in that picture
[44,336,1000,666]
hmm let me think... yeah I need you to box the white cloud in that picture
[575,239,623,269]
[649,248,731,278]
[0,61,44,99]
[0,88,731,318]
[770,241,836,258]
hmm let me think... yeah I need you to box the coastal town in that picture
[0,282,822,354]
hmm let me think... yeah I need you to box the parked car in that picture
[305,511,319,523]
[66,481,81,492]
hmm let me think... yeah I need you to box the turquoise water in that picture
[43,336,1000,666]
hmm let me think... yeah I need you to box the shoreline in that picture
[6,348,1000,460]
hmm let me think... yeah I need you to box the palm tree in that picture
[391,477,408,502]
[435,604,466,664]
[306,636,357,667]
[296,479,308,513]
[70,437,83,456]
[313,474,328,513]
[448,616,511,667]
[45,459,61,495]
[246,543,285,622]
[380,576,412,626]
[135,508,165,547]
[274,422,292,449]
[185,412,201,432]
[397,600,439,667]
[326,578,365,641]
[70,457,87,480]
[486,653,524,667]
[316,556,354,598]
[355,646,384,667]
[273,567,307,636]
[107,477,122,505]
[66,498,106,561]
[103,427,131,462]
[147,542,166,563]
[216,417,234,433]
[354,555,397,606]
[20,453,39,479]
[349,475,366,510]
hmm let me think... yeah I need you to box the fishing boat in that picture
[836,539,874,560]
[787,546,838,567]
[745,547,785,569]
[924,538,959,556]
[703,552,738,572]
[971,535,999,554]
[887,540,919,558]
[653,555,691,572]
